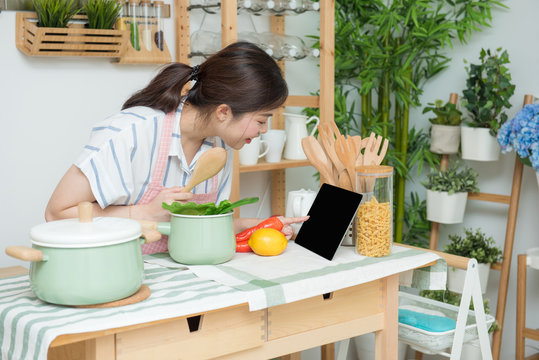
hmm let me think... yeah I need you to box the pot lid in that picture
[30,217,142,248]
[30,203,142,248]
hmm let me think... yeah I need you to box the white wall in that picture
[0,1,538,359]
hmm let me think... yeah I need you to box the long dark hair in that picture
[122,42,288,121]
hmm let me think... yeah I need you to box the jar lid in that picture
[30,217,142,248]
[355,165,393,176]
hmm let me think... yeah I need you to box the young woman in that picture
[45,41,307,254]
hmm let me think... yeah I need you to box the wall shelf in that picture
[240,159,311,173]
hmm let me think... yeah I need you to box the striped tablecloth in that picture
[145,243,447,311]
[1,244,445,360]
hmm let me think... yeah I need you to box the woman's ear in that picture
[215,104,232,122]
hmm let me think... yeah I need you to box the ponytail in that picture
[122,42,288,119]
[122,63,192,113]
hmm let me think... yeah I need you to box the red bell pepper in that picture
[235,216,283,243]
[236,240,252,252]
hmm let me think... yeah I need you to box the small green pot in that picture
[6,215,148,306]
[158,212,235,265]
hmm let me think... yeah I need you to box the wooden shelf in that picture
[240,159,311,173]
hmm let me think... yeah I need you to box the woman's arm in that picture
[45,165,193,222]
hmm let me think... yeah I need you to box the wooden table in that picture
[1,265,399,360]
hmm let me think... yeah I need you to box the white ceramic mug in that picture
[285,189,317,233]
[239,137,269,166]
[283,113,320,160]
[261,129,287,163]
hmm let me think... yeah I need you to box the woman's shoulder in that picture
[101,106,165,129]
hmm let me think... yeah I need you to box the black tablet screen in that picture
[294,183,363,260]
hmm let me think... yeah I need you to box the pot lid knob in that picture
[78,202,93,223]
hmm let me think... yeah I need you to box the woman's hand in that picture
[277,216,309,240]
[136,187,194,222]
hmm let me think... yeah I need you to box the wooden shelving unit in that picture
[174,0,334,218]
[419,93,529,360]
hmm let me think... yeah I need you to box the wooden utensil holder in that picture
[16,13,126,58]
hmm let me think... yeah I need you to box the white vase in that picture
[430,125,461,154]
[426,190,468,224]
[446,263,491,294]
[461,126,500,161]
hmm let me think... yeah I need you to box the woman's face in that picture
[221,109,275,150]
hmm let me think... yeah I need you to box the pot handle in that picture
[137,219,158,230]
[141,229,162,244]
[5,246,48,262]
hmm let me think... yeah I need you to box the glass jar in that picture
[355,165,393,257]
[128,0,140,51]
[140,0,153,51]
[116,0,128,30]
[154,0,165,51]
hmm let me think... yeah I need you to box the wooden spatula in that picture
[334,135,357,190]
[318,123,345,174]
[302,136,337,185]
[183,147,227,193]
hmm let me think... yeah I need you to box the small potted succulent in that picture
[461,48,515,161]
[497,102,539,188]
[444,228,503,294]
[422,163,479,224]
[423,99,463,154]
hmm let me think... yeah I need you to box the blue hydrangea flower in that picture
[497,103,539,172]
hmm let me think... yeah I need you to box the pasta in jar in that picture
[356,197,391,257]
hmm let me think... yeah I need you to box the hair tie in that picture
[190,65,200,82]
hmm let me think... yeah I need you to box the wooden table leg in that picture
[321,342,335,360]
[375,274,399,360]
[85,335,115,360]
[280,352,301,360]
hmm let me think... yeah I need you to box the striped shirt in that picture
[75,104,234,208]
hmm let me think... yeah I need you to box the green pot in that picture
[6,215,148,306]
[158,212,235,265]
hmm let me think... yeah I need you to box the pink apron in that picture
[139,111,219,255]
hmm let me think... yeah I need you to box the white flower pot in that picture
[353,332,407,360]
[461,126,500,161]
[447,263,491,294]
[430,125,461,154]
[426,190,468,224]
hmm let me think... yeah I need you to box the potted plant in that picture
[422,163,479,224]
[423,99,463,154]
[444,228,503,294]
[498,102,539,188]
[32,0,80,28]
[83,0,122,29]
[461,48,516,161]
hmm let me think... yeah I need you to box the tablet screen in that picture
[294,183,363,260]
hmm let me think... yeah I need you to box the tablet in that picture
[294,183,363,260]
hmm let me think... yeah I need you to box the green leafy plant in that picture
[33,0,80,28]
[422,100,463,126]
[162,197,259,216]
[307,0,506,244]
[462,48,516,136]
[83,0,122,29]
[401,192,430,248]
[419,289,500,333]
[444,228,503,265]
[422,163,479,194]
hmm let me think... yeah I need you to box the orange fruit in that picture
[248,228,287,256]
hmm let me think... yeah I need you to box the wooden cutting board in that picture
[73,284,151,308]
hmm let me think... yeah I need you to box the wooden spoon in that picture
[338,169,353,191]
[318,123,345,174]
[183,147,227,193]
[301,136,337,185]
[334,135,357,190]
